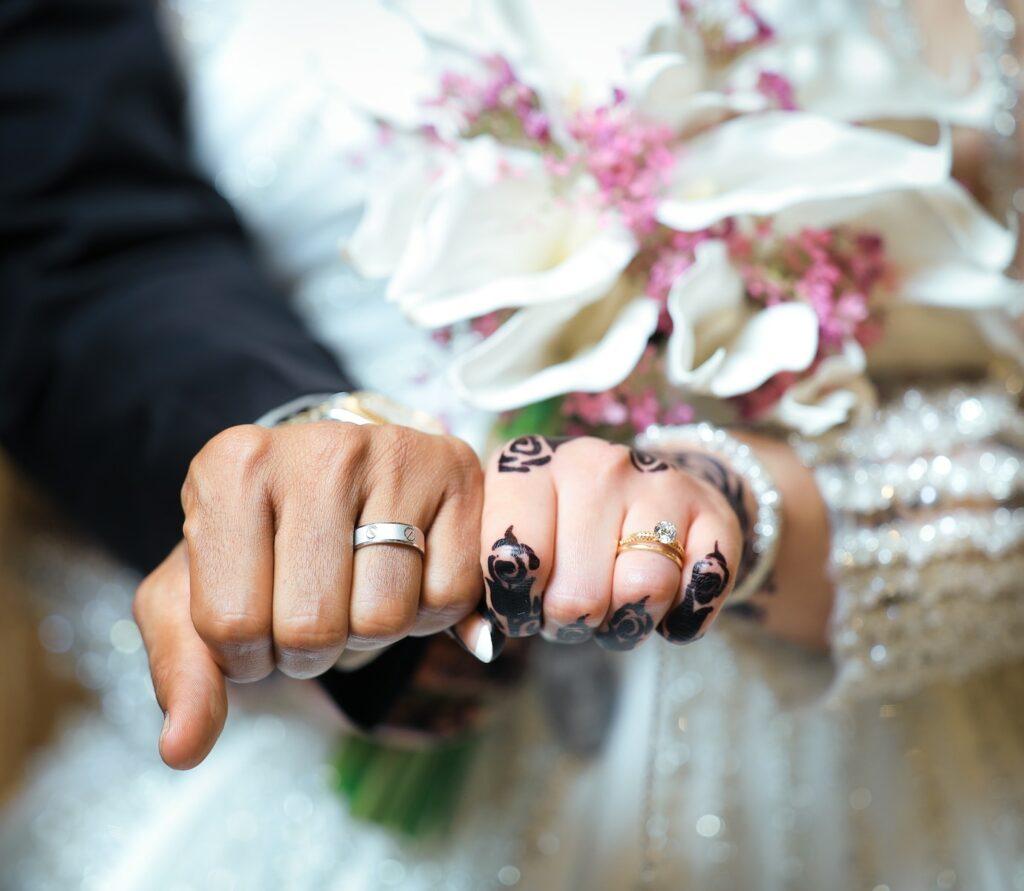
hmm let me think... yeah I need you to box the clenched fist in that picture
[473,435,746,650]
[133,421,484,769]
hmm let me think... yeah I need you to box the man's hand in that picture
[133,421,484,769]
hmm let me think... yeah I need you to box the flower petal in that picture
[450,293,660,410]
[708,302,820,397]
[665,240,817,396]
[769,340,874,436]
[394,0,669,112]
[666,240,744,390]
[657,112,950,231]
[774,180,1024,311]
[345,148,441,279]
[387,137,637,327]
[727,30,999,127]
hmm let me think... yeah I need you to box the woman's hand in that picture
[133,421,484,769]
[474,436,744,650]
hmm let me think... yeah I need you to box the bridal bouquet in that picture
[347,0,1022,438]
[336,0,1023,835]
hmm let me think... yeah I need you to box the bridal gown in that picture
[3,2,1024,889]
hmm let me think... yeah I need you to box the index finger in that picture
[480,435,558,637]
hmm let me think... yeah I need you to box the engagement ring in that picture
[617,521,685,571]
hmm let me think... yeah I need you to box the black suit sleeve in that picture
[0,0,421,726]
[0,0,351,570]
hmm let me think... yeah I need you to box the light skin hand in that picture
[461,436,744,652]
[134,421,484,770]
[458,432,835,654]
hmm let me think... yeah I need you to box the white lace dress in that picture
[2,2,1023,889]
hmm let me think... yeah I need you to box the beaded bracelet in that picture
[635,422,782,605]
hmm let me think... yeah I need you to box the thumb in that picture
[134,543,228,770]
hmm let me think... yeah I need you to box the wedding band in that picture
[353,522,425,557]
[617,521,685,571]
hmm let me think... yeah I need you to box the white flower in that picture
[773,179,1024,311]
[448,281,661,410]
[665,240,819,397]
[726,28,999,127]
[657,112,950,231]
[347,136,636,330]
[342,1,1018,432]
[769,340,875,436]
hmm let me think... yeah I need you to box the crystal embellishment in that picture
[654,521,678,544]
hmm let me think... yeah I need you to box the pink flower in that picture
[431,55,551,145]
[565,103,677,236]
[679,0,777,62]
[736,222,890,358]
[756,70,797,111]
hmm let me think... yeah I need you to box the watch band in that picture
[254,391,365,428]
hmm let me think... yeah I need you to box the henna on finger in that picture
[666,451,757,586]
[485,526,543,636]
[629,448,673,473]
[595,596,655,651]
[661,543,731,644]
[497,435,576,473]
[554,614,595,644]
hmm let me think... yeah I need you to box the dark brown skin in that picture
[134,421,484,769]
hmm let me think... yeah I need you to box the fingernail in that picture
[448,618,506,663]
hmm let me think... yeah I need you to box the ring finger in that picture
[348,499,432,650]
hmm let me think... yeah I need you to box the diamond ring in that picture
[616,521,685,571]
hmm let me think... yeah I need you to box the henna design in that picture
[595,596,655,651]
[661,543,730,644]
[498,435,576,473]
[485,526,543,636]
[669,451,756,589]
[555,614,593,644]
[629,449,672,473]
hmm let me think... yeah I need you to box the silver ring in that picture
[353,522,425,557]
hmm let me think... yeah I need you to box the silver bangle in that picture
[254,392,369,428]
[635,422,782,605]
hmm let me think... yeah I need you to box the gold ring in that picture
[617,521,685,571]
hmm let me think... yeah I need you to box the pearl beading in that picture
[811,381,1024,705]
[793,384,1024,466]
[815,445,1023,514]
[832,506,1024,568]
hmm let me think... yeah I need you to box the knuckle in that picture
[132,579,154,625]
[196,610,269,649]
[615,559,679,604]
[186,425,269,509]
[203,425,270,475]
[274,614,347,654]
[375,423,419,459]
[316,421,368,471]
[349,595,416,640]
[421,574,478,616]
[180,514,203,548]
[443,436,483,486]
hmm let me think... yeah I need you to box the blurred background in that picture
[0,1,1022,887]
